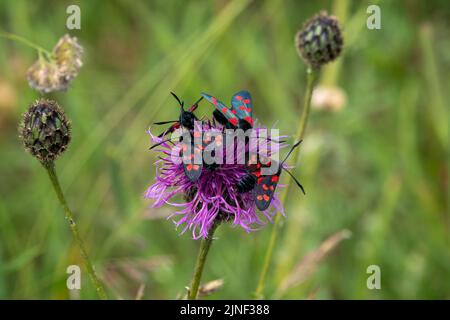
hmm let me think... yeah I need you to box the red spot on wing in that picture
[222,107,228,113]
[256,195,263,201]
[245,116,253,126]
[257,177,263,184]
[211,97,217,105]
[186,164,193,171]
[263,194,270,201]
[243,99,251,104]
[239,106,252,112]
[192,165,200,171]
[229,118,238,126]
[262,184,269,191]
[271,175,279,183]
[231,109,237,114]
[236,95,242,101]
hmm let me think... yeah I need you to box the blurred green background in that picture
[0,0,448,299]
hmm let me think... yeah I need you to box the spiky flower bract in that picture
[145,121,287,239]
[20,99,71,165]
[295,11,343,68]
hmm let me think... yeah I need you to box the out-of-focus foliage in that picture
[0,0,448,299]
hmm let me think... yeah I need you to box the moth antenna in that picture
[281,140,303,164]
[282,168,306,195]
[263,137,286,143]
[149,137,176,150]
[170,92,184,111]
[192,96,204,106]
[154,120,178,125]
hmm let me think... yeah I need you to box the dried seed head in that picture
[26,58,68,93]
[26,34,83,93]
[198,279,224,297]
[20,99,71,165]
[311,85,347,112]
[53,34,83,83]
[295,11,343,68]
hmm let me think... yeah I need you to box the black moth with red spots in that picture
[252,142,305,211]
[241,141,305,211]
[152,92,206,182]
[201,91,253,131]
[154,92,203,138]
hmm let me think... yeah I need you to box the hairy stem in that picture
[255,66,318,299]
[45,162,107,300]
[188,222,219,300]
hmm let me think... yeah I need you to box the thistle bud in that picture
[295,11,343,68]
[20,99,71,165]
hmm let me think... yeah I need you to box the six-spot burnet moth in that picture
[154,92,203,138]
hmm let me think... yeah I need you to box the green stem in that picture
[0,30,52,58]
[188,222,219,300]
[44,162,107,300]
[255,66,318,299]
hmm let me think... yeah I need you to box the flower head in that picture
[19,99,71,165]
[145,121,287,239]
[295,11,343,68]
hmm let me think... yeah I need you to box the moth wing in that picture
[254,162,281,211]
[231,90,253,127]
[201,92,239,128]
